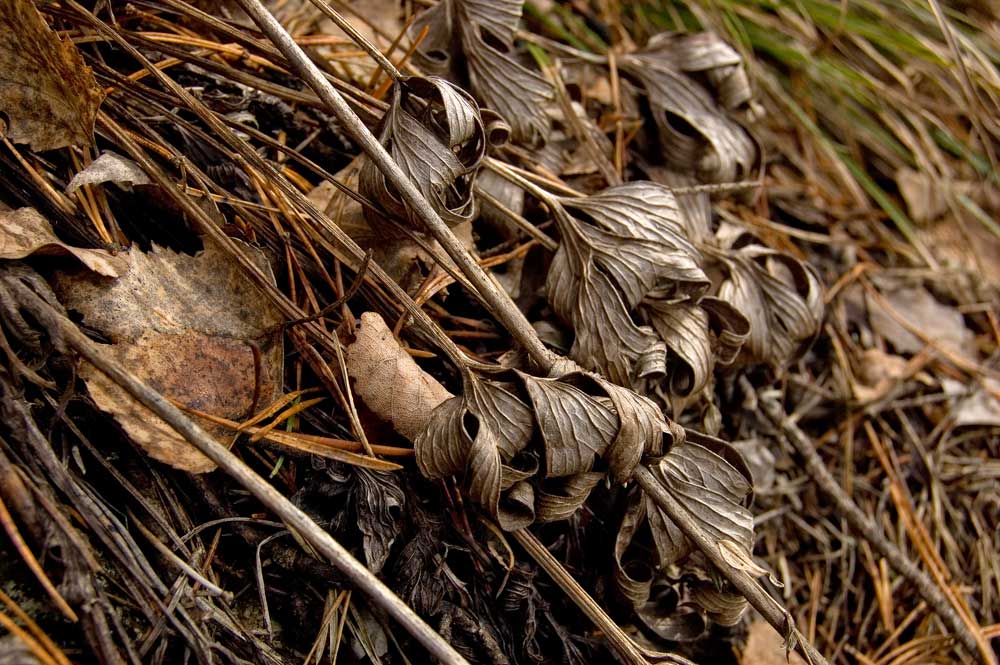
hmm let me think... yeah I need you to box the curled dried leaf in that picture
[622,33,756,182]
[360,76,495,227]
[544,182,708,387]
[711,234,824,368]
[615,435,755,630]
[415,370,535,530]
[412,0,553,145]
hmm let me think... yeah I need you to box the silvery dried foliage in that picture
[615,432,756,634]
[543,182,708,388]
[414,364,676,531]
[622,32,757,183]
[537,181,749,400]
[360,75,505,227]
[411,0,553,145]
[709,225,825,368]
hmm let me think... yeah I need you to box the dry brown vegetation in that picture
[0,0,998,664]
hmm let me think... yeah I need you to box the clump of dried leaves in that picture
[1,0,998,664]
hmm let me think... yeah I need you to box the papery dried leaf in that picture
[0,0,104,151]
[519,373,618,477]
[614,437,754,628]
[644,299,712,397]
[66,151,151,193]
[689,584,748,626]
[534,471,603,522]
[614,490,655,606]
[713,243,824,368]
[643,296,749,397]
[355,469,405,573]
[0,207,127,278]
[411,0,553,145]
[648,32,753,111]
[52,237,283,473]
[415,372,534,530]
[345,312,453,443]
[641,166,713,242]
[648,439,753,566]
[545,183,708,386]
[360,76,489,227]
[622,35,756,182]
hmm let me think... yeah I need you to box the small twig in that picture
[5,278,470,665]
[513,529,694,665]
[633,466,831,665]
[759,395,993,664]
[473,184,559,251]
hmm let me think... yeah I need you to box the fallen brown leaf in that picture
[53,237,283,472]
[344,311,453,443]
[0,0,105,151]
[0,207,127,277]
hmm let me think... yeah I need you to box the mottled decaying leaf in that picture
[52,238,283,472]
[868,284,976,358]
[0,207,127,278]
[615,435,755,629]
[66,151,151,193]
[622,33,756,183]
[360,76,500,227]
[0,0,105,151]
[711,233,824,368]
[345,312,454,443]
[544,182,709,388]
[412,0,553,145]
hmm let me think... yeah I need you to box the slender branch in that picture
[4,278,470,665]
[512,530,694,665]
[301,0,402,81]
[231,0,558,372]
[759,395,994,664]
[633,466,831,665]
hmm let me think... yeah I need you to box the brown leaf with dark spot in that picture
[53,238,283,473]
[0,0,105,151]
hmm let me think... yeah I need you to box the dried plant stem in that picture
[5,279,470,665]
[513,529,692,665]
[633,466,831,665]
[759,396,993,665]
[232,0,557,373]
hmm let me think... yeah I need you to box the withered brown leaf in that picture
[544,182,708,387]
[711,230,824,368]
[415,369,535,530]
[53,237,283,473]
[0,207,127,278]
[360,76,495,227]
[0,0,105,151]
[622,33,756,183]
[615,434,755,629]
[412,0,553,145]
